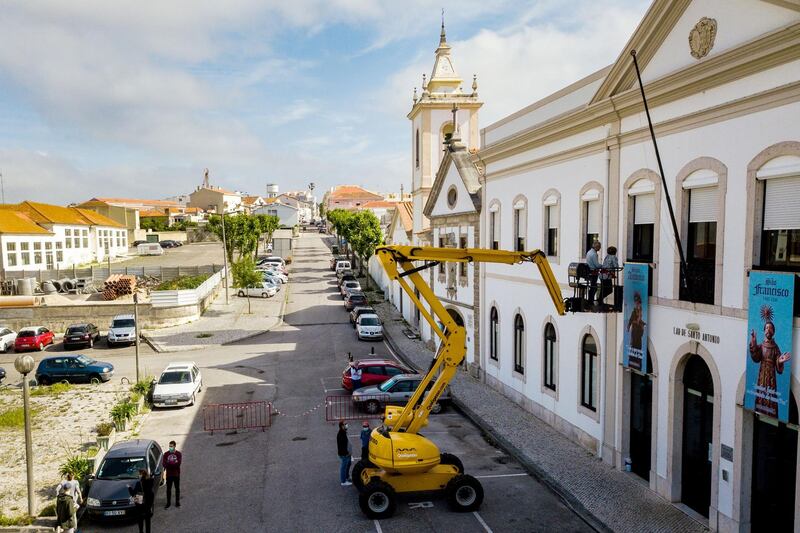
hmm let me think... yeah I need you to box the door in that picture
[630,370,652,481]
[390,380,416,404]
[751,398,798,532]
[681,354,714,517]
[48,358,67,381]
[362,366,386,387]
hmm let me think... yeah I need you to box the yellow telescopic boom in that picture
[376,245,565,435]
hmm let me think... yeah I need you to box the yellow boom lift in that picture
[352,245,568,518]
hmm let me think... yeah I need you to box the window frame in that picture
[543,323,557,392]
[489,307,499,362]
[513,314,525,375]
[543,191,560,259]
[580,335,598,412]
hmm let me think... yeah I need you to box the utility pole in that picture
[221,211,230,305]
[14,355,35,516]
[133,292,140,383]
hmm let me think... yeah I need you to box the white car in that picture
[237,282,278,298]
[152,362,202,408]
[0,328,16,352]
[107,314,136,346]
[356,314,384,341]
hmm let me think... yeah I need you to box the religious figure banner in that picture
[623,263,649,373]
[744,271,795,422]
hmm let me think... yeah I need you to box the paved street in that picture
[74,232,590,532]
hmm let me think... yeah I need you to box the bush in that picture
[59,454,93,480]
[31,382,71,396]
[231,257,262,289]
[0,513,34,526]
[131,376,154,398]
[155,274,210,291]
[0,406,34,428]
[110,401,135,423]
[96,422,114,437]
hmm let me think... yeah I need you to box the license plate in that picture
[166,399,177,405]
[104,510,125,516]
[20,344,29,347]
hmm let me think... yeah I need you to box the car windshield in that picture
[360,317,380,326]
[97,456,146,480]
[18,330,36,337]
[159,371,191,384]
[66,326,86,334]
[112,319,135,328]
[378,377,399,392]
[76,355,95,365]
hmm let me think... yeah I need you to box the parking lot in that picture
[117,241,224,268]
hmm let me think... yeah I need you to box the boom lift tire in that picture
[359,480,397,519]
[439,452,463,474]
[351,460,367,491]
[445,474,484,512]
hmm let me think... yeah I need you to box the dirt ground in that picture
[0,383,137,517]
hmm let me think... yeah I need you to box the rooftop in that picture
[361,201,398,209]
[395,201,413,232]
[329,185,383,201]
[0,211,53,235]
[88,197,182,208]
[0,202,124,228]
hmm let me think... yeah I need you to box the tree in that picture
[231,257,263,289]
[206,214,250,263]
[318,202,326,220]
[349,210,383,289]
[141,218,169,232]
[253,214,280,260]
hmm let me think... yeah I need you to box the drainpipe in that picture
[598,133,612,459]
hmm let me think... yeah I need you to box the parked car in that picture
[237,282,278,298]
[63,323,101,349]
[335,260,352,275]
[0,367,6,384]
[341,358,415,391]
[137,243,164,256]
[330,255,347,271]
[344,292,367,311]
[356,314,383,341]
[0,327,16,352]
[262,272,285,286]
[152,362,202,407]
[131,240,148,247]
[14,326,54,352]
[318,226,326,233]
[257,268,288,283]
[340,280,362,298]
[159,240,179,248]
[353,374,450,414]
[35,354,114,385]
[85,439,163,521]
[107,315,136,347]
[337,270,355,285]
[349,306,375,326]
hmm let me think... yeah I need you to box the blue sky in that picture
[0,0,649,204]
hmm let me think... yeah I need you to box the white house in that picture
[476,1,800,530]
[253,200,299,227]
[188,185,242,214]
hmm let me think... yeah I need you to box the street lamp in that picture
[14,354,35,517]
[133,292,140,382]
[211,205,230,305]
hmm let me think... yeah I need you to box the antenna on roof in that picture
[202,168,210,188]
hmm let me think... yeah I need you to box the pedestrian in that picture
[55,473,81,533]
[162,440,182,508]
[600,246,619,305]
[337,420,352,486]
[585,240,602,305]
[349,363,362,391]
[129,468,155,533]
[360,421,371,463]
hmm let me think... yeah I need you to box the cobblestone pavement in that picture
[372,300,709,533]
[143,282,286,352]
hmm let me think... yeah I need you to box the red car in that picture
[342,359,416,391]
[15,326,55,352]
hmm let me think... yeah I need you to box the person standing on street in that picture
[337,420,352,486]
[163,440,182,508]
[130,468,155,533]
[55,472,81,533]
[360,421,371,463]
[349,363,362,391]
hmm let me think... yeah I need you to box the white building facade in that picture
[477,1,800,530]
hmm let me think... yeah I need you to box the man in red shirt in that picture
[162,440,182,509]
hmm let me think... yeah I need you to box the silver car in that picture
[356,314,383,341]
[352,374,450,414]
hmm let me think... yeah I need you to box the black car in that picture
[0,367,5,384]
[159,240,178,248]
[63,323,101,349]
[85,439,163,521]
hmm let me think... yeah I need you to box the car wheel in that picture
[237,290,245,297]
[439,452,463,473]
[88,338,94,348]
[445,474,483,512]
[191,393,196,406]
[431,402,444,414]
[37,342,44,351]
[365,400,381,415]
[359,480,397,519]
[351,460,368,491]
[261,293,268,298]
[89,374,101,385]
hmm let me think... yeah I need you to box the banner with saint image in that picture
[744,271,795,422]
[623,263,649,373]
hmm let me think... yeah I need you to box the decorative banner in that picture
[744,271,795,422]
[623,264,649,373]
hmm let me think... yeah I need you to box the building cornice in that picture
[408,100,483,120]
[479,22,800,164]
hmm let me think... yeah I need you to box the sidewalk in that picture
[142,283,286,352]
[372,301,708,533]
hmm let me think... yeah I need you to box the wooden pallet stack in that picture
[102,274,137,300]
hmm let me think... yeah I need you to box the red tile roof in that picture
[329,185,383,201]
[361,201,397,208]
[395,201,413,232]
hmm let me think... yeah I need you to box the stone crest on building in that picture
[689,17,717,60]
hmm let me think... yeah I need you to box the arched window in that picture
[514,314,525,374]
[581,335,598,411]
[513,196,527,251]
[543,192,560,257]
[489,202,500,249]
[543,323,557,391]
[415,129,420,169]
[489,307,499,361]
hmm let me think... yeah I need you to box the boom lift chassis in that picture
[352,245,569,518]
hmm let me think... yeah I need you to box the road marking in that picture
[325,388,345,392]
[473,511,494,533]
[374,519,383,533]
[408,501,434,509]
[474,473,528,479]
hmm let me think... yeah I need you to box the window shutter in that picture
[548,205,559,229]
[586,200,601,234]
[634,194,655,225]
[516,208,527,238]
[764,175,800,230]
[688,187,718,223]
